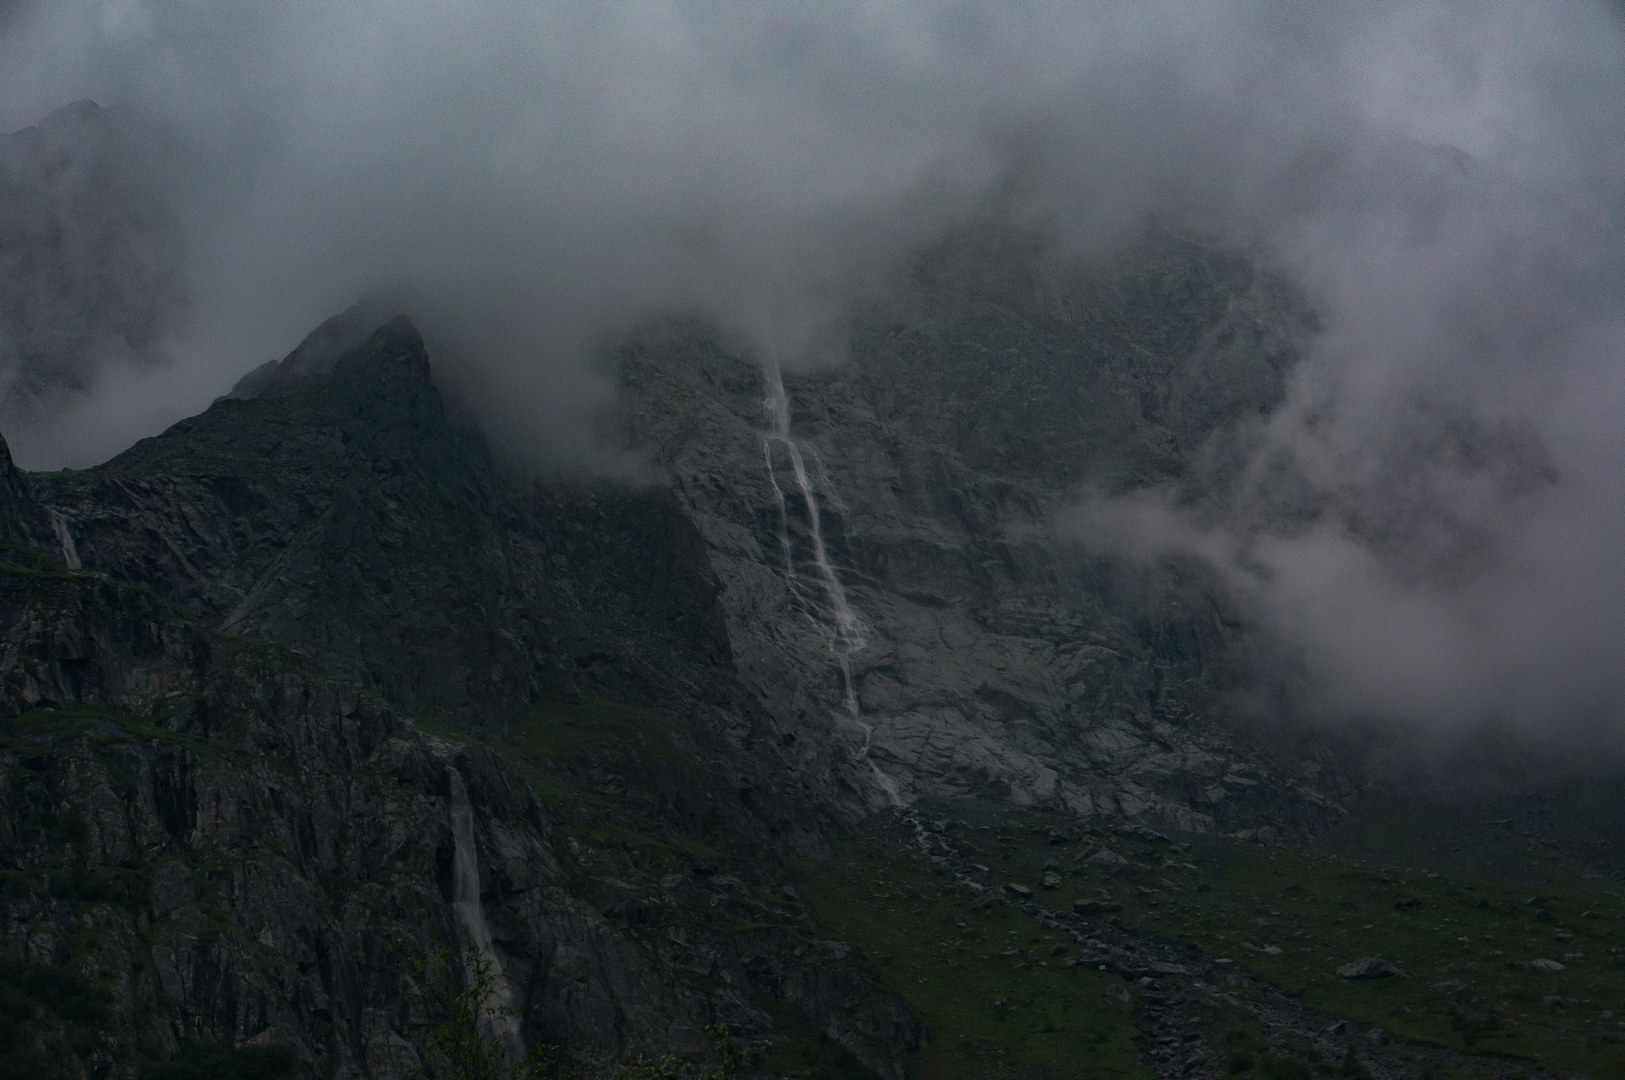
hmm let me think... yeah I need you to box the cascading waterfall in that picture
[781,436,868,711]
[761,355,902,806]
[447,769,521,1059]
[763,440,796,579]
[762,359,867,708]
[47,509,81,571]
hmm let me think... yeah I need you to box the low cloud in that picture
[4,2,1625,744]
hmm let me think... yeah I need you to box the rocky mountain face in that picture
[619,232,1339,836]
[1,314,921,1078]
[0,232,1357,1077]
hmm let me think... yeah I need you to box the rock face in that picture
[0,565,916,1076]
[37,312,733,734]
[0,315,919,1078]
[0,231,1350,1076]
[619,233,1339,835]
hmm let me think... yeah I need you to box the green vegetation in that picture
[421,950,761,1080]
[139,1041,297,1080]
[751,1002,879,1080]
[798,836,1150,1080]
[924,811,1625,1076]
[0,705,115,750]
[419,700,1625,1076]
[415,696,724,864]
[1321,789,1625,886]
[0,955,111,1076]
[415,696,676,807]
[0,539,78,580]
[1162,839,1625,1074]
[12,616,1618,1076]
[1203,1004,1369,1080]
[504,696,685,764]
[0,955,108,1025]
[49,864,151,908]
[0,703,240,759]
[415,703,875,1076]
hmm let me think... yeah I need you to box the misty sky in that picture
[4,1,1625,746]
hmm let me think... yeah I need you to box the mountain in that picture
[1,311,917,1078]
[615,231,1334,836]
[2,235,1622,1079]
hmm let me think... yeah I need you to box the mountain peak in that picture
[37,98,102,130]
[224,301,422,401]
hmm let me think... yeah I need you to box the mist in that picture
[4,1,1625,746]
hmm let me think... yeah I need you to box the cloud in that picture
[0,2,1012,466]
[0,2,1594,459]
[4,1,1625,744]
[1071,143,1625,744]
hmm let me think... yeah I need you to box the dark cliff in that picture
[0,238,1349,1079]
[1,315,920,1078]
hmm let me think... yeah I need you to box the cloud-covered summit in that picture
[0,97,182,428]
[4,1,1625,745]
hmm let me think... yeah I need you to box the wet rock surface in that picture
[618,236,1340,835]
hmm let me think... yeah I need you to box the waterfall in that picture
[47,509,81,571]
[762,358,867,712]
[447,769,521,1059]
[862,727,904,806]
[760,354,901,806]
[763,440,796,578]
[780,436,869,712]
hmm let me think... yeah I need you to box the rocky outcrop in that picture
[0,564,914,1075]
[34,314,734,733]
[0,431,48,547]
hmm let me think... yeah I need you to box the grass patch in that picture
[0,539,75,578]
[756,998,890,1080]
[0,956,109,1025]
[139,1041,296,1080]
[0,705,239,759]
[798,836,1150,1080]
[0,955,113,1076]
[503,696,688,766]
[415,695,704,815]
[49,864,153,909]
[940,812,1625,1075]
[1150,838,1625,1073]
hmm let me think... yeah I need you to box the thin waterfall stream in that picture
[47,508,81,571]
[447,768,521,1060]
[761,356,902,805]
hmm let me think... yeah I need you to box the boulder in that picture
[1073,898,1124,915]
[1336,957,1403,980]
